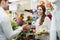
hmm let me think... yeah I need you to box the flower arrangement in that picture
[16,25,35,40]
[46,2,54,12]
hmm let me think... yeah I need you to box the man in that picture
[46,0,60,40]
[0,0,25,40]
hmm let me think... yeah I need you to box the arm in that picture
[1,17,23,40]
[42,17,51,32]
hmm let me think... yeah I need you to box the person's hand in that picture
[22,24,28,29]
[22,24,31,30]
[33,29,36,32]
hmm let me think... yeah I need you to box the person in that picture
[35,5,51,40]
[0,0,25,40]
[47,0,60,40]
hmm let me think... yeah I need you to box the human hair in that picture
[37,5,46,25]
[0,0,2,3]
[0,0,7,3]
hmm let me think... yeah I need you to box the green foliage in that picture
[11,20,18,30]
[16,29,35,40]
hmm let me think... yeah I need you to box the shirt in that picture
[0,7,22,40]
[35,16,51,33]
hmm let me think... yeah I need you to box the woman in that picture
[35,5,51,40]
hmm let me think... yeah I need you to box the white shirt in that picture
[35,16,51,33]
[50,0,60,40]
[0,7,22,40]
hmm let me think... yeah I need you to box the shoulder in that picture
[45,16,50,21]
[43,16,51,23]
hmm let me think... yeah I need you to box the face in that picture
[1,0,8,9]
[37,7,43,16]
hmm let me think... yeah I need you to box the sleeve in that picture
[1,17,23,40]
[35,19,40,33]
[42,17,51,32]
